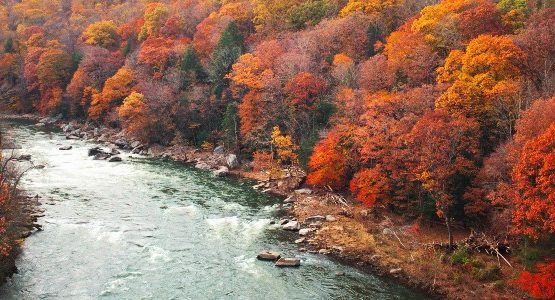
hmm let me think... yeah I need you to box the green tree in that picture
[222,102,239,150]
[367,24,381,56]
[288,0,332,30]
[209,22,244,97]
[3,38,15,53]
[180,44,206,89]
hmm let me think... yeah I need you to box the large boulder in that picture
[226,154,239,169]
[257,250,281,261]
[275,258,301,267]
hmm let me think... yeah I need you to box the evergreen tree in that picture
[3,37,15,53]
[209,22,243,97]
[367,24,381,56]
[222,102,239,150]
[180,44,206,89]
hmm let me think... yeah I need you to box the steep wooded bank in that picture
[0,128,42,283]
[0,0,554,298]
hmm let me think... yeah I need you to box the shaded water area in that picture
[0,120,425,299]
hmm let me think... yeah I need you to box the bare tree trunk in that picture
[445,214,453,250]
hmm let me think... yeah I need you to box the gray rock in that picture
[299,228,313,236]
[18,154,32,161]
[213,145,225,155]
[284,196,296,203]
[279,219,290,226]
[306,215,325,222]
[213,166,229,177]
[275,258,301,267]
[318,249,331,255]
[325,215,337,222]
[130,141,142,149]
[382,228,395,235]
[88,147,104,156]
[309,221,323,228]
[62,124,74,133]
[294,188,312,195]
[93,153,111,160]
[59,145,73,150]
[108,156,122,162]
[257,250,281,261]
[98,134,108,142]
[282,221,300,231]
[66,135,80,140]
[294,238,306,244]
[389,268,403,275]
[35,165,45,169]
[226,154,239,169]
[114,139,128,149]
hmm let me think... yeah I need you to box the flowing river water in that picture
[0,120,424,299]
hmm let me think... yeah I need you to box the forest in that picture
[0,0,554,298]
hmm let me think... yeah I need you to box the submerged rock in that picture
[93,153,111,160]
[59,145,73,150]
[275,258,301,267]
[257,250,281,261]
[18,154,32,161]
[108,156,122,162]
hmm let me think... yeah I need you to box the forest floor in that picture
[0,114,530,299]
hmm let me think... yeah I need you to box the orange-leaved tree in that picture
[511,123,555,240]
[88,67,134,121]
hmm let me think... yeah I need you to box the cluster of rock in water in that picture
[256,191,343,269]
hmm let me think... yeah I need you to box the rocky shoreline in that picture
[3,113,522,299]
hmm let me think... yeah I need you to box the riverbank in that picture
[0,114,528,299]
[0,118,44,283]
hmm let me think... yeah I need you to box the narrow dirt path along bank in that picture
[0,119,425,299]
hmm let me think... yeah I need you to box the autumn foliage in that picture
[514,261,555,300]
[0,0,554,288]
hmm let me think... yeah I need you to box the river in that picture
[0,121,424,299]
